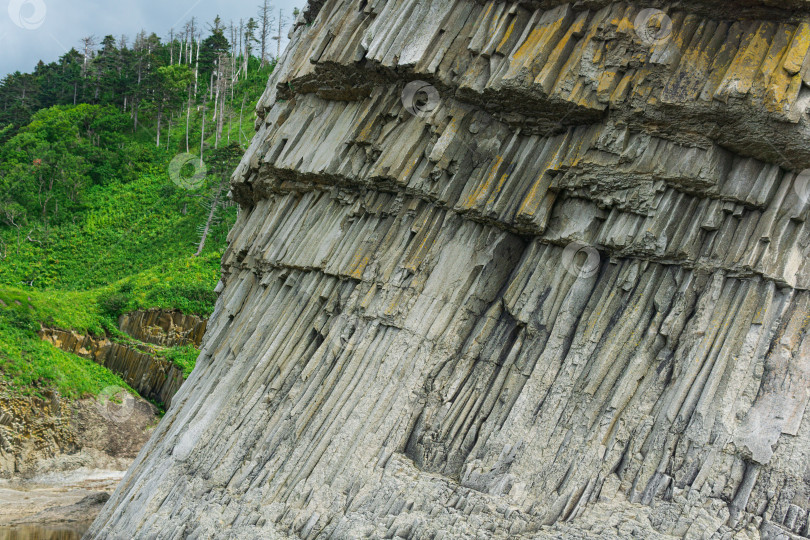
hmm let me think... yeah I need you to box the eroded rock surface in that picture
[0,474,117,538]
[90,1,810,538]
[0,383,156,479]
[38,328,185,409]
[118,310,206,349]
[39,309,205,408]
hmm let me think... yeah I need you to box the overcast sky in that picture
[0,0,307,76]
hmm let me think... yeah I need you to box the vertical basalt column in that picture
[89,1,810,538]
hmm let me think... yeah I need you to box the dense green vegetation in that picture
[0,322,131,399]
[0,13,283,400]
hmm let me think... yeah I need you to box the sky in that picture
[0,0,307,76]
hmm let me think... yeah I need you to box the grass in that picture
[162,345,200,378]
[0,318,133,400]
[102,251,224,317]
[0,285,108,334]
[0,159,230,396]
[0,65,271,402]
[0,262,215,396]
[0,172,236,292]
[0,285,130,398]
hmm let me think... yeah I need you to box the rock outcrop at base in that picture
[39,309,205,409]
[0,382,156,478]
[39,327,184,409]
[89,1,810,538]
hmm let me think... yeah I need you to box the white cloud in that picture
[0,0,305,75]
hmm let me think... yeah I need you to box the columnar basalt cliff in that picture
[90,1,810,538]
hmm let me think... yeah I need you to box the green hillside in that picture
[0,18,277,400]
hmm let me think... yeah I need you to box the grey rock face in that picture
[89,1,810,538]
[118,310,207,349]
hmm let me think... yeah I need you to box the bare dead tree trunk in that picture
[156,102,163,147]
[276,10,283,59]
[133,101,139,132]
[215,54,227,148]
[200,100,206,165]
[186,89,191,153]
[258,0,267,67]
[194,26,200,97]
[218,83,226,145]
[194,180,225,257]
[214,57,222,149]
[239,94,247,145]
[166,113,172,151]
[226,88,232,144]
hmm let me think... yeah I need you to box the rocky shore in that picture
[0,468,126,539]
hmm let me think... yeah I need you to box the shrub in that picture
[98,290,131,319]
[2,306,39,335]
[146,284,217,315]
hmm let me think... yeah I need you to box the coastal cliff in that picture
[89,1,810,538]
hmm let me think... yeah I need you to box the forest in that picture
[0,5,296,401]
